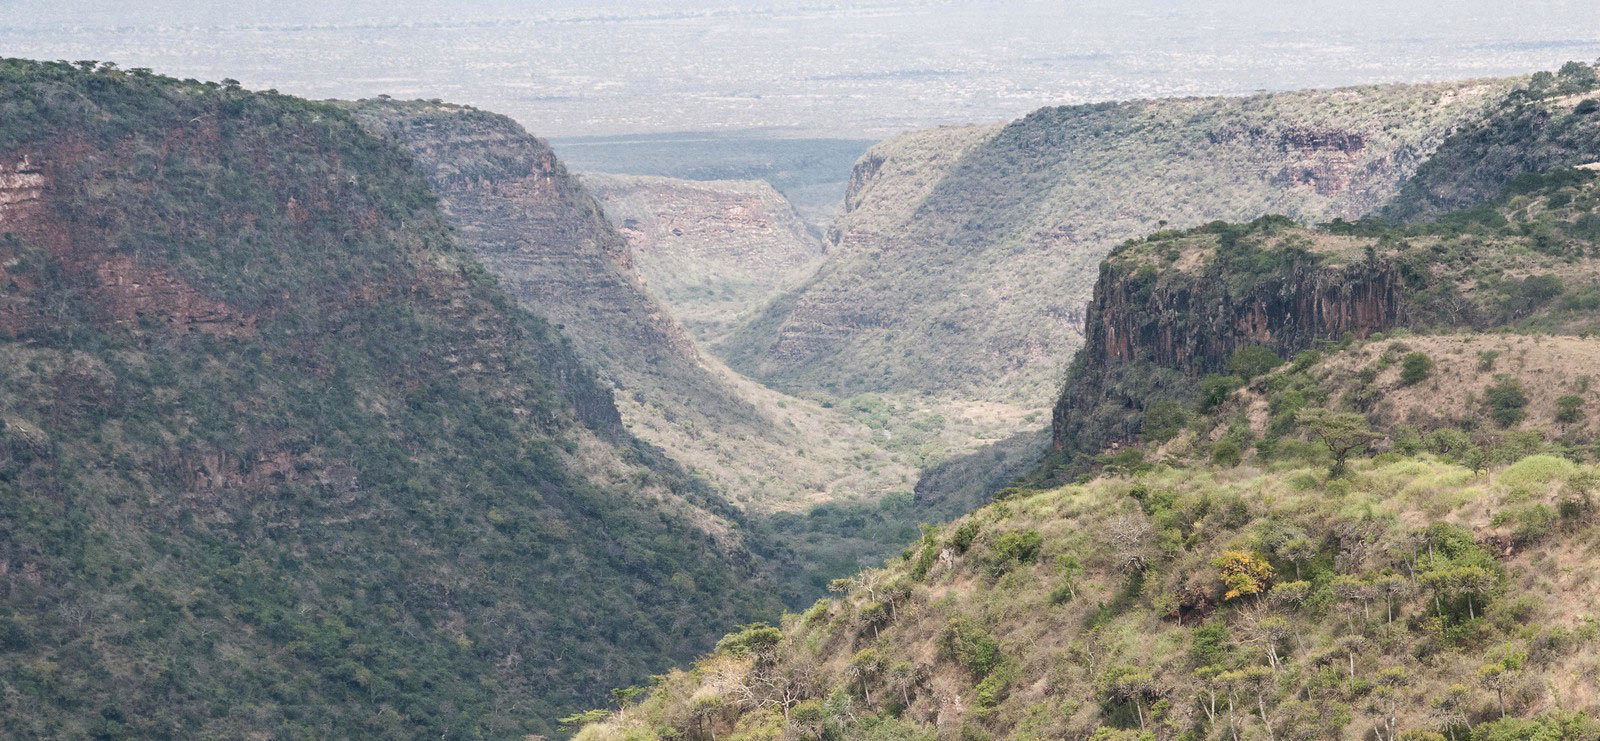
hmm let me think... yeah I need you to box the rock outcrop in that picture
[1051,223,1407,455]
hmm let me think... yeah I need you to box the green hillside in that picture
[0,59,780,738]
[1050,164,1600,474]
[718,79,1515,407]
[577,454,1600,741]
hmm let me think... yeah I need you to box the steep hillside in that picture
[720,80,1514,406]
[0,59,782,738]
[579,173,824,344]
[1383,63,1600,223]
[1051,165,1600,468]
[578,455,1600,740]
[352,101,908,513]
[573,169,1600,741]
[353,101,984,600]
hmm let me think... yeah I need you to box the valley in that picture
[4,42,1600,741]
[578,66,1600,741]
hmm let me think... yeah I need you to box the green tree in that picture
[1484,376,1529,427]
[1228,345,1284,381]
[1555,395,1586,425]
[1295,408,1380,477]
[1400,352,1434,386]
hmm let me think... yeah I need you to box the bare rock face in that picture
[1051,241,1406,455]
[579,173,824,344]
[719,80,1510,405]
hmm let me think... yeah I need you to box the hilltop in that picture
[1052,164,1600,470]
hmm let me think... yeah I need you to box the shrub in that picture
[1498,454,1577,494]
[1227,345,1284,381]
[1188,621,1231,667]
[1477,351,1500,372]
[0,616,29,651]
[1210,440,1243,467]
[1555,395,1586,424]
[1142,400,1187,443]
[1198,374,1245,411]
[988,530,1043,575]
[1213,550,1274,602]
[941,616,1002,677]
[1400,352,1433,386]
[948,520,981,553]
[1484,376,1529,427]
[1492,504,1558,546]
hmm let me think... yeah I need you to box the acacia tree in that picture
[1296,408,1381,477]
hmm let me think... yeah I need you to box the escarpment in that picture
[1087,256,1403,375]
[721,79,1509,405]
[1049,158,1600,462]
[1051,230,1407,455]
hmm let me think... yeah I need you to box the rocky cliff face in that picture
[1051,227,1407,454]
[579,172,824,344]
[1086,258,1403,375]
[719,81,1510,406]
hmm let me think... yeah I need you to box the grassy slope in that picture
[720,80,1515,407]
[578,454,1600,741]
[0,60,780,738]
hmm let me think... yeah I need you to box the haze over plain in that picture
[4,0,1599,138]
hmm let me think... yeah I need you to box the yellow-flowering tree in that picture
[1214,550,1275,603]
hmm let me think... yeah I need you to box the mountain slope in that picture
[0,59,780,738]
[352,101,914,517]
[579,173,824,345]
[1050,163,1600,469]
[720,80,1514,405]
[573,164,1600,741]
[1383,63,1600,223]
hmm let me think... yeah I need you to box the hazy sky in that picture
[4,1,1599,138]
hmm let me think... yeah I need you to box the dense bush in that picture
[1400,352,1434,386]
[1485,376,1531,427]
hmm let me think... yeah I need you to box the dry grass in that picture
[1321,334,1600,437]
